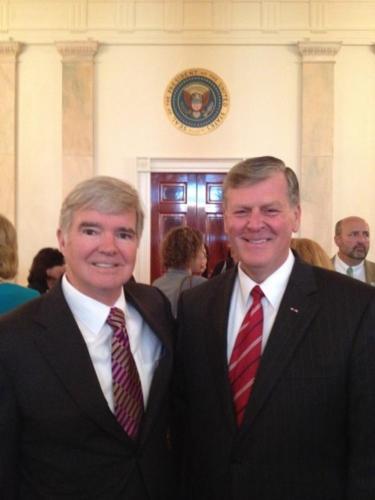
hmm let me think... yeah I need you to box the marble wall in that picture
[1,1,375,283]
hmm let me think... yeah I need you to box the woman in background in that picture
[27,247,65,294]
[0,214,39,314]
[192,242,209,278]
[152,226,207,317]
[291,237,333,270]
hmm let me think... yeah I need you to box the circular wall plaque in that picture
[164,68,230,135]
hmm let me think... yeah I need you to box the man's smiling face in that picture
[224,171,301,283]
[57,208,138,305]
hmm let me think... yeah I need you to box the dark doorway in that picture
[151,172,228,282]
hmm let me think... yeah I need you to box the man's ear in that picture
[292,204,301,233]
[56,228,66,254]
[223,211,229,235]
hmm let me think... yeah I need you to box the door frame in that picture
[135,157,242,284]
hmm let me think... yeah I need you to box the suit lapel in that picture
[238,260,320,437]
[31,283,131,444]
[124,284,173,447]
[205,268,238,429]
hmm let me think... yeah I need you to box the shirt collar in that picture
[61,274,125,335]
[238,250,295,309]
[335,254,364,272]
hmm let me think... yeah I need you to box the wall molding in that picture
[56,40,99,61]
[0,39,21,59]
[298,41,342,62]
[1,1,375,45]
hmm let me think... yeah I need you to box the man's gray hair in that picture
[223,156,300,207]
[59,176,144,237]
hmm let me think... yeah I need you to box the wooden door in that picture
[151,172,227,281]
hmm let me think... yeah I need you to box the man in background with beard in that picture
[333,216,375,285]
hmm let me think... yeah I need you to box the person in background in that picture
[152,226,206,317]
[0,177,175,499]
[290,237,333,270]
[191,242,208,278]
[27,247,65,294]
[0,214,39,314]
[210,246,238,277]
[174,156,375,500]
[333,216,375,284]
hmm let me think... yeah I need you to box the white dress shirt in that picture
[61,275,162,410]
[333,254,366,282]
[227,251,295,360]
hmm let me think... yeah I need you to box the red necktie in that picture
[107,307,144,439]
[229,285,264,426]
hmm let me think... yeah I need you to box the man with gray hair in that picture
[0,176,175,499]
[175,156,375,499]
[333,215,375,285]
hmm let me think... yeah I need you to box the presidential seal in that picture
[164,68,230,135]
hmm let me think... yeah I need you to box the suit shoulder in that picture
[125,280,167,302]
[0,293,44,328]
[181,270,234,302]
[0,294,49,354]
[365,259,375,272]
[125,281,174,319]
[312,265,375,299]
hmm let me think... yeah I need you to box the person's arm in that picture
[347,296,375,498]
[0,360,18,498]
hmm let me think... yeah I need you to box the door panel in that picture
[151,172,228,281]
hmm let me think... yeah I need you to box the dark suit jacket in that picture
[0,280,175,499]
[174,259,375,500]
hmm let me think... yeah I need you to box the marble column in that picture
[298,42,341,252]
[0,42,21,223]
[56,41,99,196]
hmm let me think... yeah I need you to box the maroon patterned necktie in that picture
[107,307,144,439]
[229,285,264,426]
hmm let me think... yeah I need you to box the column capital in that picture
[0,41,22,62]
[298,41,341,62]
[56,41,99,62]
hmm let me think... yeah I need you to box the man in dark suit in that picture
[0,176,175,499]
[175,157,375,500]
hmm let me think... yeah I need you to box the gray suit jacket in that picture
[364,259,375,285]
[0,280,175,499]
[332,255,375,285]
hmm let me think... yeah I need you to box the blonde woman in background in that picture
[0,214,39,314]
[291,237,333,270]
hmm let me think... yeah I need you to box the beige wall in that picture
[96,45,300,164]
[334,45,375,245]
[17,45,62,283]
[1,0,375,284]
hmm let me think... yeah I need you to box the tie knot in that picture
[107,307,125,330]
[251,285,264,302]
[346,266,354,277]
